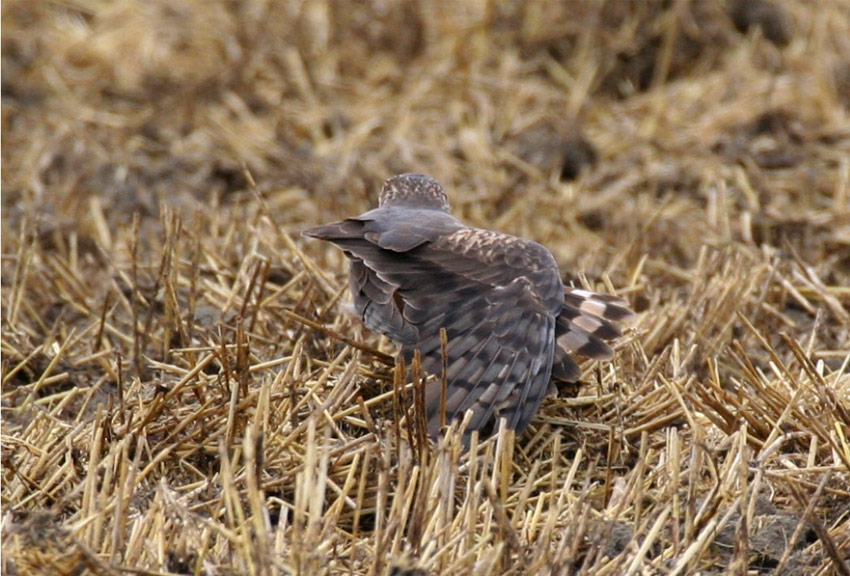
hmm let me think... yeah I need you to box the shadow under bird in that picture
[303,173,633,442]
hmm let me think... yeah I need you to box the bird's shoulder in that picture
[356,206,464,252]
[432,226,560,273]
[419,226,564,314]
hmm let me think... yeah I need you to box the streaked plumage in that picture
[303,173,633,441]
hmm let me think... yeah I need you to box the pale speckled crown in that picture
[378,173,451,212]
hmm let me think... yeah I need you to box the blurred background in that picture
[4,0,848,270]
[3,1,850,573]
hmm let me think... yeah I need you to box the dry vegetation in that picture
[2,0,850,574]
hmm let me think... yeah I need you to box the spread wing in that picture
[304,211,564,440]
[303,207,463,345]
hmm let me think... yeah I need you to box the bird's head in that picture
[378,173,451,213]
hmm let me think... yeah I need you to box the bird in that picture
[303,173,633,442]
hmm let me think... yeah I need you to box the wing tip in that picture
[301,224,335,239]
[302,220,364,241]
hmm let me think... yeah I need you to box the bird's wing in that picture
[369,228,564,438]
[302,208,462,344]
[416,275,557,438]
[347,257,418,344]
[305,214,565,439]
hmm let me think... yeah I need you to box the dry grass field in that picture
[2,0,850,574]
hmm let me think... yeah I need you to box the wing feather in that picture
[304,208,634,443]
[328,222,565,440]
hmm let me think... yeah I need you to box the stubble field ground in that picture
[2,1,849,574]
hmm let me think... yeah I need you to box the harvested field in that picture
[2,0,850,574]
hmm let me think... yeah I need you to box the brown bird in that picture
[303,173,633,441]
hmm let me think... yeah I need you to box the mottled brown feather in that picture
[303,174,633,442]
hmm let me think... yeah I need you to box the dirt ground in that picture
[2,0,849,574]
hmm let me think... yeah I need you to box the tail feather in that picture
[564,288,635,322]
[551,346,582,381]
[554,288,634,375]
[559,303,622,340]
